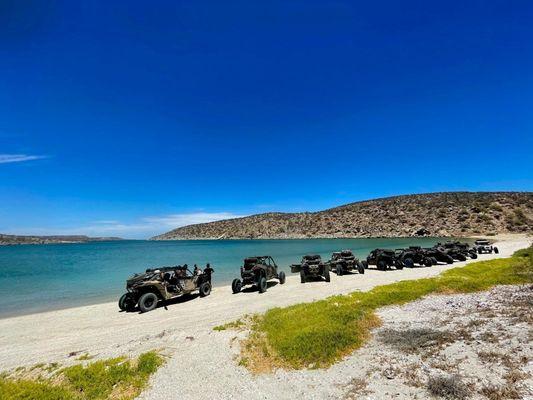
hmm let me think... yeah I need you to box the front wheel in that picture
[324,267,331,282]
[470,253,477,259]
[377,260,387,271]
[300,269,306,283]
[278,271,286,284]
[424,258,433,267]
[494,247,499,254]
[394,260,404,270]
[231,278,242,294]
[138,292,158,313]
[199,282,211,297]
[336,264,343,276]
[403,258,414,268]
[257,276,267,293]
[118,293,136,311]
[357,261,365,274]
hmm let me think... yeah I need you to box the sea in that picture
[0,237,457,318]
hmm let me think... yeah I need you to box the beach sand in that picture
[0,234,530,399]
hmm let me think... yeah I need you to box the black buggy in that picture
[327,250,365,275]
[366,249,404,270]
[291,254,331,283]
[231,256,286,293]
[395,246,436,268]
[439,241,478,259]
[423,247,455,264]
[118,265,212,313]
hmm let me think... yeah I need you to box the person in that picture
[204,263,214,283]
[193,264,202,276]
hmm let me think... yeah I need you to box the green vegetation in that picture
[238,246,533,372]
[0,351,163,400]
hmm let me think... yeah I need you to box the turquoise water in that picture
[0,238,452,318]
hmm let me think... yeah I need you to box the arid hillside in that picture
[0,234,122,246]
[152,192,532,240]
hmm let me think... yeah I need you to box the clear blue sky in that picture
[1,1,532,238]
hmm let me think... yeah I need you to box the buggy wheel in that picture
[394,260,404,270]
[470,253,477,259]
[278,271,286,284]
[424,257,433,267]
[118,293,136,311]
[477,248,482,254]
[377,260,387,271]
[300,270,306,283]
[257,276,267,293]
[324,267,331,282]
[199,282,211,297]
[357,261,365,274]
[494,247,499,254]
[403,258,414,268]
[138,292,158,313]
[430,257,438,265]
[336,264,343,276]
[445,256,454,264]
[457,254,467,262]
[231,279,242,294]
[362,260,369,269]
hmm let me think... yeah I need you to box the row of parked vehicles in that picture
[118,239,498,313]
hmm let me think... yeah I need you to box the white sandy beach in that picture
[0,234,530,399]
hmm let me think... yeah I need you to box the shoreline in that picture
[0,234,529,372]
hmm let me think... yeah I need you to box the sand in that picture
[0,234,530,399]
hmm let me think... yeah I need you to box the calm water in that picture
[0,238,453,318]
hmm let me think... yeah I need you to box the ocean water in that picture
[0,237,454,318]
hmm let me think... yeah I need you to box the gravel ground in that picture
[139,285,532,400]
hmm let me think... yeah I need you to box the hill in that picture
[0,234,123,246]
[152,192,532,240]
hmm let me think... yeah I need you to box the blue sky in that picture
[1,1,532,239]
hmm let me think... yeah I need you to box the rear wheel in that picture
[324,267,331,282]
[494,247,499,254]
[278,271,286,284]
[138,292,158,313]
[470,253,478,259]
[231,278,242,294]
[424,258,433,267]
[377,260,387,271]
[394,260,404,270]
[446,256,454,264]
[336,264,343,276]
[199,282,211,297]
[357,261,365,274]
[300,270,306,283]
[430,257,438,265]
[257,276,267,293]
[362,260,369,269]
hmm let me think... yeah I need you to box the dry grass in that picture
[343,377,370,399]
[426,374,470,399]
[377,328,456,354]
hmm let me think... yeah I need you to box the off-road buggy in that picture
[327,250,365,275]
[395,246,436,268]
[473,239,499,254]
[439,241,478,259]
[232,256,286,293]
[366,249,404,270]
[118,265,212,313]
[291,254,331,283]
[422,247,454,264]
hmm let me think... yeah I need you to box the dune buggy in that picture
[291,254,330,283]
[473,239,499,254]
[366,249,404,270]
[327,250,365,275]
[232,256,286,293]
[119,265,212,313]
[396,246,436,267]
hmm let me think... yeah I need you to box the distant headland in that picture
[0,234,123,246]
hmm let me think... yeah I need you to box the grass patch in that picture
[427,374,470,399]
[0,351,163,400]
[235,246,533,371]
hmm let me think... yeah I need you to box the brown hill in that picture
[0,234,123,246]
[152,192,532,240]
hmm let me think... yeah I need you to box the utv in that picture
[232,256,286,293]
[366,249,404,270]
[291,254,330,283]
[434,243,467,262]
[473,239,499,254]
[118,265,212,313]
[327,250,365,275]
[423,247,454,264]
[440,241,478,259]
[395,246,435,267]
